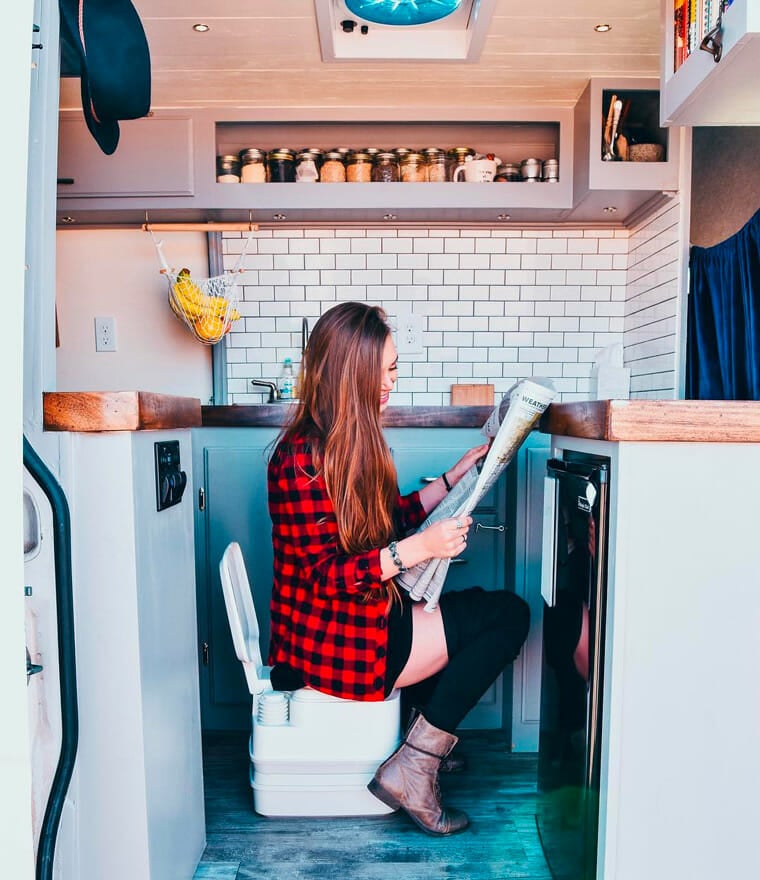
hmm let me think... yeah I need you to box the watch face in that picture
[344,0,463,27]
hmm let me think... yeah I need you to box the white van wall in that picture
[55,229,213,402]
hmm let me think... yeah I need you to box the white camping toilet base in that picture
[218,541,401,818]
[249,687,400,817]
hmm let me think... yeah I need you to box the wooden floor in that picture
[194,730,553,880]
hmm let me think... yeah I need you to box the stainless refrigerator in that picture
[536,451,610,880]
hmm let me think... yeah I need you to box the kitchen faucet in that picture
[251,379,279,403]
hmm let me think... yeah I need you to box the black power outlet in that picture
[154,440,187,512]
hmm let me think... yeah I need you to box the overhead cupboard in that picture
[56,81,680,228]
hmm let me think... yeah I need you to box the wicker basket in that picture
[629,143,665,163]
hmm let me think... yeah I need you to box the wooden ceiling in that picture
[58,0,662,115]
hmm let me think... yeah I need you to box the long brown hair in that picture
[283,302,399,565]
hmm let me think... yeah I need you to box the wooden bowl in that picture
[629,143,665,162]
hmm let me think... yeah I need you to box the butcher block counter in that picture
[539,398,760,442]
[43,391,202,432]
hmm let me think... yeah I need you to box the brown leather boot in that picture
[405,708,466,773]
[367,713,470,835]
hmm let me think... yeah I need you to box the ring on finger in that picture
[461,534,466,544]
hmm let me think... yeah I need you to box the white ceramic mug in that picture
[454,158,497,183]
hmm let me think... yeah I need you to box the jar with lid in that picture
[423,148,447,182]
[320,150,346,183]
[371,151,400,183]
[239,148,267,183]
[216,154,241,183]
[295,151,320,183]
[400,151,427,183]
[346,150,372,183]
[267,148,296,183]
[364,147,382,161]
[446,147,476,182]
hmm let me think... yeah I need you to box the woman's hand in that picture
[444,443,490,489]
[419,515,473,560]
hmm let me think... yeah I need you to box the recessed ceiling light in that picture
[603,206,618,213]
[594,23,612,33]
[272,213,287,221]
[60,216,76,224]
[192,23,210,33]
[383,213,397,221]
[497,214,511,221]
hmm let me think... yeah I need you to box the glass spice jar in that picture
[239,148,267,183]
[446,147,476,182]
[320,150,346,183]
[423,148,447,182]
[295,151,320,183]
[400,151,427,182]
[216,154,241,183]
[267,148,296,183]
[371,151,400,183]
[346,150,372,183]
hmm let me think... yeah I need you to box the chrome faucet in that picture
[251,379,279,403]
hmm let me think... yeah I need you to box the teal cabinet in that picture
[193,427,279,730]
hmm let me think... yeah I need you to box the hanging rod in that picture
[141,221,259,232]
[142,211,258,233]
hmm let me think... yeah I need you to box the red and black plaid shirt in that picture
[267,433,426,700]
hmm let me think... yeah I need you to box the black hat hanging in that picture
[58,0,151,155]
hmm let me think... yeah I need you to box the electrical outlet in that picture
[94,316,117,352]
[397,311,424,354]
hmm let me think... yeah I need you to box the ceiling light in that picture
[272,213,287,221]
[497,214,511,221]
[60,216,76,224]
[345,0,462,27]
[192,23,210,33]
[594,24,612,33]
[383,213,398,221]
[603,206,617,213]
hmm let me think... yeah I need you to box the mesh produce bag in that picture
[149,230,254,345]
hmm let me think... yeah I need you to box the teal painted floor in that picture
[194,730,552,880]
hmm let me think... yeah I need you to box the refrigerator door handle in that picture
[540,474,558,607]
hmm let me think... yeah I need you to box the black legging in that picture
[398,587,530,734]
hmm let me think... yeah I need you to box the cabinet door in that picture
[386,427,509,730]
[57,115,195,197]
[193,428,278,731]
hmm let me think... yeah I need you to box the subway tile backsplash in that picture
[222,202,682,405]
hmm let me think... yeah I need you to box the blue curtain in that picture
[686,208,760,399]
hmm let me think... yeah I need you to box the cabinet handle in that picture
[450,558,467,565]
[198,487,205,511]
[475,522,505,532]
[421,476,438,483]
[202,642,209,666]
[57,178,75,186]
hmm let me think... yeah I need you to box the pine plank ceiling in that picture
[58,0,663,115]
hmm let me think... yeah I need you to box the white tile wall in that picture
[624,197,683,400]
[222,214,683,405]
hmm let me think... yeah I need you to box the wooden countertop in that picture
[201,404,493,429]
[43,391,202,432]
[539,399,760,442]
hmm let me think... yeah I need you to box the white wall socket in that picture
[94,316,117,352]
[396,310,424,354]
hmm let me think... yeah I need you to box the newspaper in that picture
[397,377,557,611]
